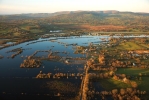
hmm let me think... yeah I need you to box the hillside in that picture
[44,11,149,31]
[1,10,149,32]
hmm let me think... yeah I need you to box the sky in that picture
[0,0,149,14]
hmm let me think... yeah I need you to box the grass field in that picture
[13,32,21,36]
[117,42,145,50]
[99,78,131,91]
[97,68,149,99]
[106,41,147,51]
[138,43,149,49]
[116,68,149,76]
[116,68,149,96]
[30,29,43,33]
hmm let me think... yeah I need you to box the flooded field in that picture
[1,34,149,99]
[0,35,109,99]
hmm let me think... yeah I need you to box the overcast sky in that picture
[0,0,149,14]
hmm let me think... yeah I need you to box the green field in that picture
[116,41,145,50]
[116,68,149,95]
[105,41,147,52]
[98,68,149,99]
[139,43,149,49]
[116,68,149,76]
[99,78,131,91]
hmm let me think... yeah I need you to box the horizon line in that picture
[0,10,149,15]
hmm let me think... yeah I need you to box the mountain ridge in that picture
[1,10,149,18]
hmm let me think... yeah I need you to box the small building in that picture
[65,59,70,64]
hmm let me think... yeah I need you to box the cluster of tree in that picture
[20,56,41,68]
[98,54,105,65]
[111,88,145,100]
[36,72,84,79]
[11,49,22,58]
[88,72,114,79]
[86,88,146,100]
[5,48,23,58]
[82,74,89,100]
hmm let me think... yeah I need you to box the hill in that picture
[0,10,149,32]
[44,11,149,31]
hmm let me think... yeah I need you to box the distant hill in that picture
[1,10,149,19]
[42,11,149,31]
[45,10,149,25]
[1,10,149,31]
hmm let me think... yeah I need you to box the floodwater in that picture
[0,35,109,98]
[0,36,108,77]
[1,34,147,99]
